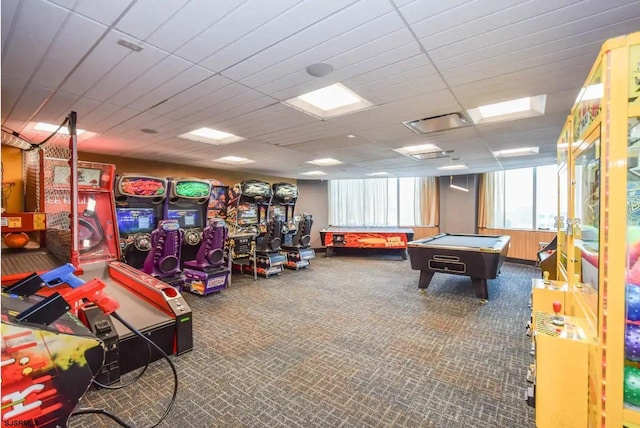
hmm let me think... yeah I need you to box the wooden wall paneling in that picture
[478,227,556,261]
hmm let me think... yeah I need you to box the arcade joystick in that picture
[552,300,565,326]
[543,270,550,285]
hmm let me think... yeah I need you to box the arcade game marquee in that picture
[114,173,168,269]
[270,182,315,270]
[319,226,415,259]
[227,180,286,278]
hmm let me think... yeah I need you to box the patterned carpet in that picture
[69,254,536,428]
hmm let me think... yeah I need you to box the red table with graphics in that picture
[319,227,414,260]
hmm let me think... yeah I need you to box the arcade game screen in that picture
[237,204,258,225]
[116,208,156,234]
[271,206,286,217]
[168,209,202,228]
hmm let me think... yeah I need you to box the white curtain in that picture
[329,178,396,226]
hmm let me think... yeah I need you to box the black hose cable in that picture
[69,407,134,428]
[32,117,69,147]
[69,311,179,427]
[91,341,151,390]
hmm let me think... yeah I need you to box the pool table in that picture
[407,233,511,301]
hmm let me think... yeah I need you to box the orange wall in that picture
[79,152,295,186]
[1,145,24,212]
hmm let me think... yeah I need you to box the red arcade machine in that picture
[270,182,315,270]
[227,180,286,278]
[62,161,193,378]
[114,174,168,269]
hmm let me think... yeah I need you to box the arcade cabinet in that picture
[114,174,168,269]
[182,218,231,295]
[165,177,211,267]
[207,178,228,221]
[271,182,315,270]
[72,162,193,379]
[227,180,286,278]
[1,290,105,427]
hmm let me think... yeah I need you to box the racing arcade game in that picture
[271,182,315,270]
[182,218,231,295]
[114,174,167,269]
[165,178,211,267]
[228,180,285,278]
[72,162,193,379]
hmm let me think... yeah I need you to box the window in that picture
[483,165,557,230]
[328,177,438,227]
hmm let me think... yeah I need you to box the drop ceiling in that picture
[2,0,639,179]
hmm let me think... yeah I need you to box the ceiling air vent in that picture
[403,112,470,135]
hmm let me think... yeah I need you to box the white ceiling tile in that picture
[7,83,54,123]
[106,54,192,107]
[145,0,244,53]
[1,0,68,82]
[147,74,232,117]
[32,90,80,124]
[71,0,134,26]
[115,0,190,40]
[128,65,215,111]
[84,35,167,102]
[175,0,302,65]
[59,30,134,95]
[1,78,27,122]
[1,0,21,52]
[200,0,369,72]
[47,0,76,9]
[31,13,106,88]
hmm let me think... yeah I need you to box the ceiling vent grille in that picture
[403,112,470,135]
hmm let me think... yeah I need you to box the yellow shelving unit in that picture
[540,31,640,427]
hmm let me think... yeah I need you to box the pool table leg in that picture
[471,277,489,301]
[418,270,435,290]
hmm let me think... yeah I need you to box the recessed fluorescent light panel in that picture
[214,156,254,164]
[300,171,327,176]
[366,172,389,176]
[437,164,468,171]
[282,83,373,119]
[492,147,539,158]
[35,122,86,135]
[179,127,245,145]
[306,158,343,166]
[393,143,442,156]
[467,95,546,124]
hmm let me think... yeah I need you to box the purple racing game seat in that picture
[183,218,231,296]
[142,219,184,289]
[184,218,227,270]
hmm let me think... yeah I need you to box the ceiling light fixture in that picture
[366,172,389,176]
[282,83,373,119]
[306,158,343,166]
[466,95,546,124]
[117,38,144,52]
[449,175,469,192]
[347,134,356,138]
[300,171,327,176]
[438,164,468,171]
[492,146,539,158]
[179,127,245,145]
[35,122,86,135]
[214,156,254,164]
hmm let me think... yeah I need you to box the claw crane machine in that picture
[533,32,640,428]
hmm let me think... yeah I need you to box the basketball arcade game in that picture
[227,180,285,278]
[114,173,168,269]
[66,162,193,376]
[270,182,315,270]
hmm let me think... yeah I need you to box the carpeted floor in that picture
[69,254,536,428]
